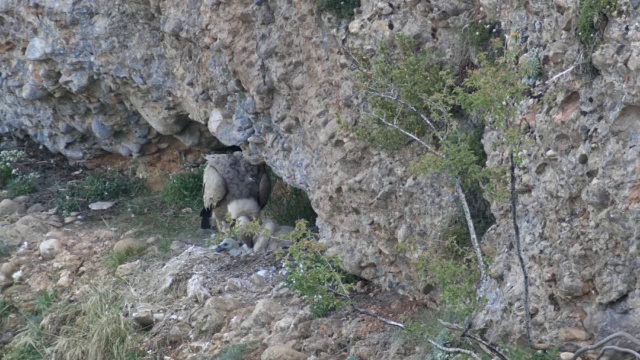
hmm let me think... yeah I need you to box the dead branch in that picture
[364,88,440,134]
[454,179,487,282]
[596,346,640,359]
[438,319,510,360]
[426,339,483,360]
[353,310,482,360]
[572,332,640,360]
[362,110,441,157]
[509,153,532,344]
[353,307,406,329]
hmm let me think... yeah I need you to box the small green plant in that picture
[315,0,360,18]
[577,0,618,44]
[0,241,12,258]
[262,169,317,227]
[207,343,253,360]
[54,170,144,214]
[0,150,26,186]
[7,172,39,197]
[105,248,143,270]
[281,221,357,317]
[35,290,58,315]
[160,168,204,211]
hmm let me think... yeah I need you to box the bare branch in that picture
[545,65,575,85]
[572,332,640,360]
[353,307,407,329]
[438,319,510,360]
[365,88,441,136]
[596,346,640,359]
[363,111,442,157]
[454,179,487,281]
[353,310,482,360]
[426,339,483,360]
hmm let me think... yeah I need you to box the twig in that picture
[597,346,640,359]
[438,319,510,360]
[362,110,442,157]
[353,307,406,329]
[425,339,483,360]
[545,65,575,85]
[352,308,482,360]
[509,153,532,344]
[365,88,441,135]
[454,179,487,282]
[572,332,640,360]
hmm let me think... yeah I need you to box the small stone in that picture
[13,196,30,204]
[0,262,17,277]
[261,345,307,360]
[88,201,115,210]
[0,199,25,219]
[146,237,157,244]
[546,149,558,159]
[153,313,165,322]
[115,261,141,277]
[25,37,52,61]
[64,216,76,224]
[133,310,155,327]
[560,352,581,360]
[40,239,62,260]
[560,327,591,341]
[113,238,144,254]
[57,274,73,287]
[167,323,189,344]
[27,203,46,214]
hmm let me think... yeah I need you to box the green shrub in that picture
[54,170,145,214]
[281,221,357,317]
[35,290,58,315]
[207,343,254,360]
[160,168,204,211]
[262,169,317,227]
[578,0,618,44]
[7,173,38,197]
[0,150,26,186]
[504,345,560,360]
[315,0,360,18]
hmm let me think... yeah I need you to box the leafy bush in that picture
[160,168,204,211]
[0,150,26,186]
[280,221,357,317]
[578,0,618,44]
[54,170,145,214]
[7,173,38,197]
[207,343,253,360]
[315,0,360,18]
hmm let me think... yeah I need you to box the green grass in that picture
[54,170,145,215]
[105,248,144,270]
[578,0,618,44]
[34,290,58,315]
[6,173,38,197]
[206,343,253,360]
[160,168,204,211]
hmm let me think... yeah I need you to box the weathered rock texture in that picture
[2,0,640,350]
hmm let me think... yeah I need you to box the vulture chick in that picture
[200,152,272,232]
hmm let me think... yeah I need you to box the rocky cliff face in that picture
[2,0,640,349]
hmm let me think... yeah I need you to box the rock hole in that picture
[578,154,588,165]
[335,186,342,194]
[333,139,345,148]
[587,169,598,179]
[431,27,438,40]
[263,167,318,227]
[535,163,547,175]
[388,21,394,30]
[588,97,594,103]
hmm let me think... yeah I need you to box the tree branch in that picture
[454,178,487,281]
[363,110,442,157]
[510,153,532,345]
[353,307,406,329]
[365,88,441,136]
[596,346,640,359]
[438,319,510,360]
[572,332,640,360]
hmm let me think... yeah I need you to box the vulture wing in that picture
[203,164,227,210]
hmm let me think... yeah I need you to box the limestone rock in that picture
[115,261,141,277]
[113,238,144,254]
[0,199,25,220]
[39,239,62,260]
[0,262,17,277]
[261,345,307,360]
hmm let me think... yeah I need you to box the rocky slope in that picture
[2,0,640,353]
